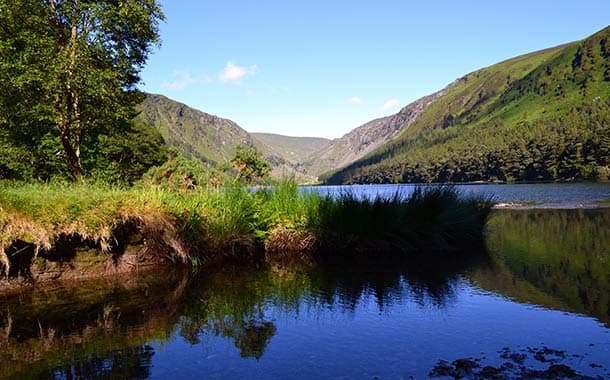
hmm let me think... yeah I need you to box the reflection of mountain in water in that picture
[471,208,610,326]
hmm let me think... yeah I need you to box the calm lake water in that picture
[2,184,610,379]
[310,182,610,208]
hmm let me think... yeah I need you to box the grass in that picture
[0,180,493,277]
[310,186,493,255]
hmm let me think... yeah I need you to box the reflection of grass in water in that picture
[0,246,492,378]
[482,209,610,325]
[0,270,188,379]
[174,244,490,360]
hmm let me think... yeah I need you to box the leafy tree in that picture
[230,145,271,185]
[141,153,228,190]
[83,120,168,184]
[0,0,164,181]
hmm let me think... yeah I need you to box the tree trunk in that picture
[50,0,84,182]
[65,20,83,182]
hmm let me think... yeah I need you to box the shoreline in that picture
[493,201,610,210]
[1,200,608,291]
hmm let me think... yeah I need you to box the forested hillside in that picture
[324,26,610,184]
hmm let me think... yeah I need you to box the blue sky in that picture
[141,1,610,139]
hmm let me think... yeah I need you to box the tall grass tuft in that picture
[308,186,493,256]
[257,180,321,257]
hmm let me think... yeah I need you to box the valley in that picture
[137,26,610,185]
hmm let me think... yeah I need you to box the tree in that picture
[0,0,164,181]
[230,145,271,185]
[84,120,168,184]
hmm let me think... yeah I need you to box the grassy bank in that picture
[0,181,493,278]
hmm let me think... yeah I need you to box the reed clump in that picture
[308,187,493,256]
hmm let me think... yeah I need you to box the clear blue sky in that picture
[140,1,610,139]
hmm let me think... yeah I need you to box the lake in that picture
[1,184,610,379]
[309,182,610,208]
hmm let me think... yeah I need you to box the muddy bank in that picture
[0,236,175,293]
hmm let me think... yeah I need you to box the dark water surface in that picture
[2,186,610,379]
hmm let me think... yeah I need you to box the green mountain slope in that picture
[136,93,253,164]
[324,26,610,184]
[252,133,330,159]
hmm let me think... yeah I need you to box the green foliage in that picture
[256,178,321,229]
[230,145,272,185]
[325,26,610,184]
[0,0,164,180]
[141,153,228,190]
[84,120,169,184]
[0,119,168,183]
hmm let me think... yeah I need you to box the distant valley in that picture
[138,25,610,184]
[137,92,439,183]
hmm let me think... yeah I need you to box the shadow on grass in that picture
[305,186,494,259]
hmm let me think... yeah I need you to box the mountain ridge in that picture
[304,89,446,176]
[324,26,610,184]
[137,92,441,183]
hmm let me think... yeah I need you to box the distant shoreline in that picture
[493,201,610,210]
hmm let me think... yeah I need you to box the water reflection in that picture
[175,253,488,363]
[0,270,188,379]
[476,208,610,325]
[177,267,284,360]
[1,208,609,378]
[0,249,489,378]
[40,345,155,380]
[307,252,488,311]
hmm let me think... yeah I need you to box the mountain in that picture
[303,90,445,176]
[324,26,610,184]
[136,93,254,164]
[137,93,433,183]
